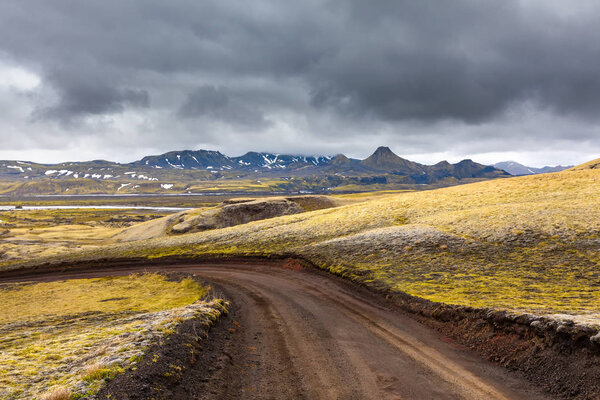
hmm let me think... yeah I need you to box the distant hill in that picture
[493,161,572,176]
[0,147,509,195]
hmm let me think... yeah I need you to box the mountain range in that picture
[0,147,511,195]
[493,161,572,176]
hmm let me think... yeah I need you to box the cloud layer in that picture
[0,0,599,166]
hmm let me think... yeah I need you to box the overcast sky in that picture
[1,0,599,167]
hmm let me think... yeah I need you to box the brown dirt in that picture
[3,261,559,399]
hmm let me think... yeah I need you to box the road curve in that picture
[4,263,549,399]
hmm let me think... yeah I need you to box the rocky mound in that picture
[114,195,339,241]
[171,198,304,234]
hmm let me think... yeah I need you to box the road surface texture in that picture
[4,263,550,399]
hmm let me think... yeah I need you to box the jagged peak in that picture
[358,146,426,174]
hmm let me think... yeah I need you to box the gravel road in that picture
[2,262,550,399]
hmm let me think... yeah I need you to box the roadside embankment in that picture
[96,294,229,399]
[372,277,600,400]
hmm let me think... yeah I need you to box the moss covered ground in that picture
[0,208,172,262]
[0,273,226,399]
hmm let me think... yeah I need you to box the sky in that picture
[1,0,599,167]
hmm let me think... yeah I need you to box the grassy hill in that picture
[570,158,600,170]
[4,167,600,319]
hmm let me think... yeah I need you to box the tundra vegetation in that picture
[0,208,172,262]
[0,273,227,399]
[3,167,600,318]
[5,167,598,321]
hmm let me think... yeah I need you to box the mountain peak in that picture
[360,146,421,172]
[373,146,394,155]
[331,154,351,165]
[363,146,401,163]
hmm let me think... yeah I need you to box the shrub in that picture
[81,363,112,382]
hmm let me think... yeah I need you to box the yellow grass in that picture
[42,387,71,400]
[0,273,226,399]
[569,157,600,170]
[0,208,170,262]
[0,274,206,323]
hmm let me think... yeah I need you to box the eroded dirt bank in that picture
[1,260,567,399]
[390,293,600,399]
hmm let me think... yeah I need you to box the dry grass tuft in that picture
[42,386,71,400]
[82,362,112,382]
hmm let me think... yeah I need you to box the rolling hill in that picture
[569,157,600,170]
[3,157,599,400]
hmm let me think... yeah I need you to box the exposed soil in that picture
[3,261,563,400]
[95,300,235,399]
[392,296,600,400]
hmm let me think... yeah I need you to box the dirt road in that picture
[3,262,550,399]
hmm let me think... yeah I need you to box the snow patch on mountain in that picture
[7,165,24,172]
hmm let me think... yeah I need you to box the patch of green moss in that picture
[0,274,226,399]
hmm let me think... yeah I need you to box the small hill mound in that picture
[171,198,304,234]
[113,195,339,241]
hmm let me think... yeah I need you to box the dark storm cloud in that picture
[178,85,266,127]
[3,0,600,121]
[178,85,269,128]
[309,1,600,122]
[179,86,229,118]
[34,67,149,122]
[0,0,600,164]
